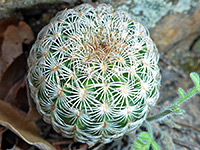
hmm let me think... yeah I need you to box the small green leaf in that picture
[171,104,179,112]
[133,145,148,150]
[171,104,184,113]
[143,146,150,150]
[134,139,145,146]
[173,109,184,114]
[145,141,151,150]
[133,145,141,150]
[178,88,185,97]
[151,141,160,150]
[190,72,200,87]
[138,132,151,141]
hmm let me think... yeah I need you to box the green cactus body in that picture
[27,4,161,145]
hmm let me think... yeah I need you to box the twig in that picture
[174,121,200,133]
[173,138,200,150]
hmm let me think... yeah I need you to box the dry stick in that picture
[172,138,192,150]
[174,121,200,133]
[172,138,200,150]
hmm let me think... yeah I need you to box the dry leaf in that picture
[18,21,34,44]
[0,100,56,150]
[4,77,25,100]
[0,17,18,48]
[13,78,28,112]
[0,54,26,100]
[26,106,41,122]
[0,21,34,76]
[4,76,30,113]
[1,25,23,68]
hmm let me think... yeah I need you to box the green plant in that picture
[133,121,160,150]
[147,72,200,122]
[27,3,161,146]
[132,72,200,150]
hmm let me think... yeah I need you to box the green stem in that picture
[144,120,153,136]
[147,109,172,122]
[174,87,199,105]
[147,86,200,122]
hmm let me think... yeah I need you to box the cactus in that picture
[27,3,161,145]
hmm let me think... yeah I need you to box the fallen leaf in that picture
[0,52,41,119]
[18,21,34,44]
[26,104,41,122]
[0,20,34,77]
[0,54,26,100]
[12,78,29,112]
[0,17,18,48]
[4,77,28,111]
[0,100,56,150]
[1,25,23,69]
[4,75,33,114]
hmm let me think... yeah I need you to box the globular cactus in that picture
[27,3,161,146]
